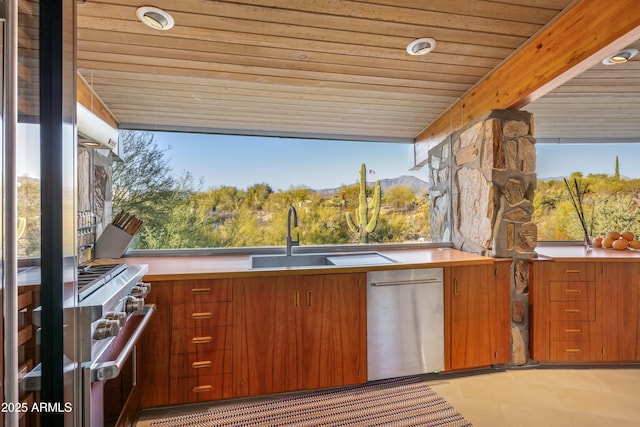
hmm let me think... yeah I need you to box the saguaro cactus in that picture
[346,163,381,243]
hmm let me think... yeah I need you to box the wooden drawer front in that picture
[549,342,593,361]
[171,325,233,355]
[549,301,595,321]
[169,374,233,405]
[549,321,596,343]
[549,282,594,302]
[172,281,232,303]
[548,263,595,282]
[171,302,232,329]
[170,349,232,379]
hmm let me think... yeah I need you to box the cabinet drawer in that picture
[549,342,594,361]
[172,281,232,303]
[170,349,232,379]
[549,282,594,302]
[548,263,595,282]
[549,301,595,321]
[171,302,232,329]
[171,325,233,355]
[169,374,233,405]
[549,321,596,342]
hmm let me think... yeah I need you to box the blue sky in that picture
[152,132,424,190]
[536,143,640,179]
[153,133,640,190]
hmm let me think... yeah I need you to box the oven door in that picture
[83,304,155,427]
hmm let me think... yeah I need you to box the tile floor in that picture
[136,367,640,427]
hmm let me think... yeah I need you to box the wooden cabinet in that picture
[530,260,640,363]
[140,281,171,407]
[141,278,235,407]
[530,261,600,362]
[601,262,640,361]
[168,279,234,405]
[445,262,510,370]
[234,273,366,397]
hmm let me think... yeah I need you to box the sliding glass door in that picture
[3,1,78,426]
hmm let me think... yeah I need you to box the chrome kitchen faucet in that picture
[286,205,299,256]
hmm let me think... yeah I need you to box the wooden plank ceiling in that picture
[78,0,629,144]
[527,38,640,142]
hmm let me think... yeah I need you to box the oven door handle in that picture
[90,304,156,382]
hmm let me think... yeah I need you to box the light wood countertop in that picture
[534,245,640,263]
[96,247,497,281]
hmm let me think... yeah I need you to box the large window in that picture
[534,143,640,241]
[114,131,433,250]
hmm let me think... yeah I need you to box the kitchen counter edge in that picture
[532,245,640,263]
[99,248,501,281]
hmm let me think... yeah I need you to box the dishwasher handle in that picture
[371,278,441,287]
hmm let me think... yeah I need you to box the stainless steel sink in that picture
[250,252,396,269]
[251,253,333,269]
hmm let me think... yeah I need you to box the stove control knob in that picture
[137,281,151,295]
[105,311,127,327]
[93,319,120,340]
[130,285,149,298]
[125,296,144,313]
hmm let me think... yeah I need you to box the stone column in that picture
[427,109,537,365]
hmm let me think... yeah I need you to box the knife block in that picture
[94,224,135,259]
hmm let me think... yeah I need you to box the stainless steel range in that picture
[78,263,155,427]
[24,262,155,427]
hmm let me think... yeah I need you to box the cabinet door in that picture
[140,281,172,407]
[602,263,640,361]
[448,264,507,370]
[301,273,365,390]
[235,276,301,397]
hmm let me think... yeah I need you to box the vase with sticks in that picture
[564,178,593,249]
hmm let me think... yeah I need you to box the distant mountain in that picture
[317,175,429,194]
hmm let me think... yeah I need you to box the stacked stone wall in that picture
[428,109,537,365]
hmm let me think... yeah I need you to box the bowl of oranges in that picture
[593,231,640,250]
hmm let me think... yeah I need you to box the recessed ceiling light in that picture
[406,38,436,56]
[602,48,638,65]
[136,6,174,31]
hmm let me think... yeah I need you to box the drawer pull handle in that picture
[192,288,211,294]
[564,309,580,313]
[565,329,581,334]
[564,270,581,274]
[294,290,299,307]
[564,289,581,294]
[192,361,212,369]
[192,312,212,319]
[565,348,582,353]
[192,385,212,393]
[192,336,212,344]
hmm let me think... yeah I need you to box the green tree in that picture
[17,177,41,257]
[113,131,176,235]
[382,185,415,212]
[614,156,620,180]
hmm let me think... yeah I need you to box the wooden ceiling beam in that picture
[414,0,640,167]
[77,73,119,128]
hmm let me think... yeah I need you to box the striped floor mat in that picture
[150,376,472,427]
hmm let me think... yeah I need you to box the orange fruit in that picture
[612,238,629,250]
[593,236,604,248]
[621,231,635,241]
[602,237,614,248]
[629,240,640,250]
[606,231,621,241]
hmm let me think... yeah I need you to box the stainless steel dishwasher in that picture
[367,268,444,381]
